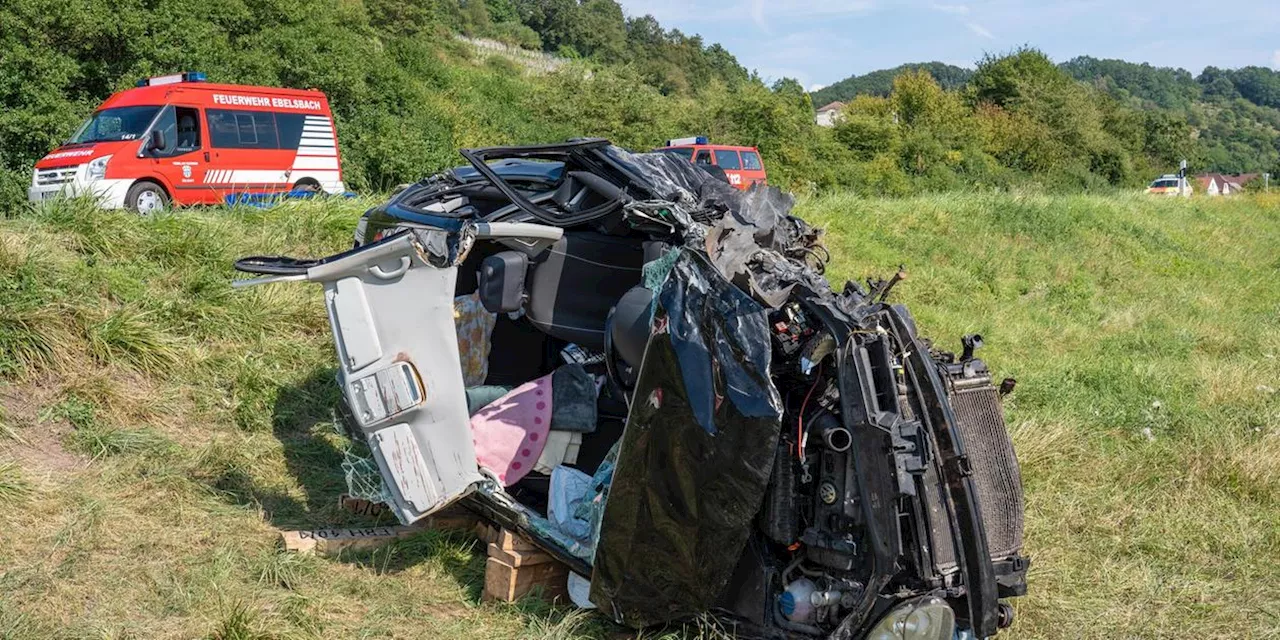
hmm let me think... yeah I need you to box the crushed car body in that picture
[234,138,1028,639]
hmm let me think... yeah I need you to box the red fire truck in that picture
[29,72,345,213]
[654,136,768,190]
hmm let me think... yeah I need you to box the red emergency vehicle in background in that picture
[654,136,767,190]
[30,72,344,213]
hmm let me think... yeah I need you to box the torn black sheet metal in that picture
[610,148,861,322]
[701,190,838,309]
[660,251,781,435]
[590,251,783,627]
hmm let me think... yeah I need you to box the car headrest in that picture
[610,286,654,369]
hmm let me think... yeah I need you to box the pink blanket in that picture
[470,373,553,486]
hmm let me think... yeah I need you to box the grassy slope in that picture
[0,192,1277,638]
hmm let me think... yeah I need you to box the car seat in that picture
[177,114,198,150]
[523,231,645,351]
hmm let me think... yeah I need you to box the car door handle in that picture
[204,152,210,162]
[369,257,412,281]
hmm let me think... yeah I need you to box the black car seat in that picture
[177,114,198,150]
[602,241,670,397]
[608,286,654,371]
[523,231,645,351]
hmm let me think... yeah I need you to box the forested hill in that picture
[1060,57,1280,172]
[1058,57,1201,109]
[816,55,1280,175]
[811,63,973,105]
[1061,57,1280,112]
[815,56,1280,113]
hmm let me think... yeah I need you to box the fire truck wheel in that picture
[292,179,321,193]
[125,181,170,215]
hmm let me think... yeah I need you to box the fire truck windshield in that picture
[68,106,162,144]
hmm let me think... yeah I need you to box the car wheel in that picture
[292,179,321,194]
[125,181,169,214]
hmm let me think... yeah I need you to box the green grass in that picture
[805,191,1280,638]
[0,191,1277,638]
[0,461,31,504]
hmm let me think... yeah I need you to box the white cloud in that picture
[810,83,827,92]
[615,0,695,23]
[965,21,995,39]
[929,3,970,15]
[640,0,880,30]
[619,0,875,27]
[750,0,769,32]
[748,29,849,86]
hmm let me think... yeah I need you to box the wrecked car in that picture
[233,139,1028,639]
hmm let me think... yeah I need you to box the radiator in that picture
[946,367,1025,561]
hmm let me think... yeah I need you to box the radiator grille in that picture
[950,384,1024,559]
[36,167,77,186]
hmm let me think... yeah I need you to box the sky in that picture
[615,0,1280,91]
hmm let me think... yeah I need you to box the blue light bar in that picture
[136,72,207,87]
[665,135,709,147]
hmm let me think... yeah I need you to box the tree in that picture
[1141,111,1192,167]
[969,47,1068,108]
[811,62,972,105]
[1231,66,1280,110]
[577,0,626,61]
[891,69,964,129]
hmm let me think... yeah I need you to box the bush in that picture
[484,21,542,50]
[0,169,28,213]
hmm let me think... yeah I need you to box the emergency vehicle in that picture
[654,136,767,190]
[1145,174,1192,197]
[29,72,345,213]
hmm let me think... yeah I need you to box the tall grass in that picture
[0,460,31,503]
[0,192,1276,638]
[806,191,1280,637]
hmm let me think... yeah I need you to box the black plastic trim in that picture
[886,306,1000,637]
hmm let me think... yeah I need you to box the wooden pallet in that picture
[478,524,570,603]
[279,505,479,556]
[281,510,570,602]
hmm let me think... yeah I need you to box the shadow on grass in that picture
[266,367,351,526]
[206,369,580,610]
[269,369,493,589]
[200,367,394,529]
[339,528,488,587]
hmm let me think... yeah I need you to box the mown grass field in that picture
[0,191,1276,639]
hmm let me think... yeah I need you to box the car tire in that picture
[292,178,321,194]
[125,181,169,214]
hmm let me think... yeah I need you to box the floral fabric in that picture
[454,292,497,387]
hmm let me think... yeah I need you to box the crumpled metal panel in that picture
[590,251,783,627]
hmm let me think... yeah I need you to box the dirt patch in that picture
[0,380,87,475]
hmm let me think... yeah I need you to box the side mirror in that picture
[144,129,166,154]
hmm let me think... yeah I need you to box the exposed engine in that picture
[754,299,1027,638]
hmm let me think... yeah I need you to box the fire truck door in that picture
[147,105,216,204]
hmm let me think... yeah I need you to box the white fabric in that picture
[534,430,581,475]
[568,572,595,609]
